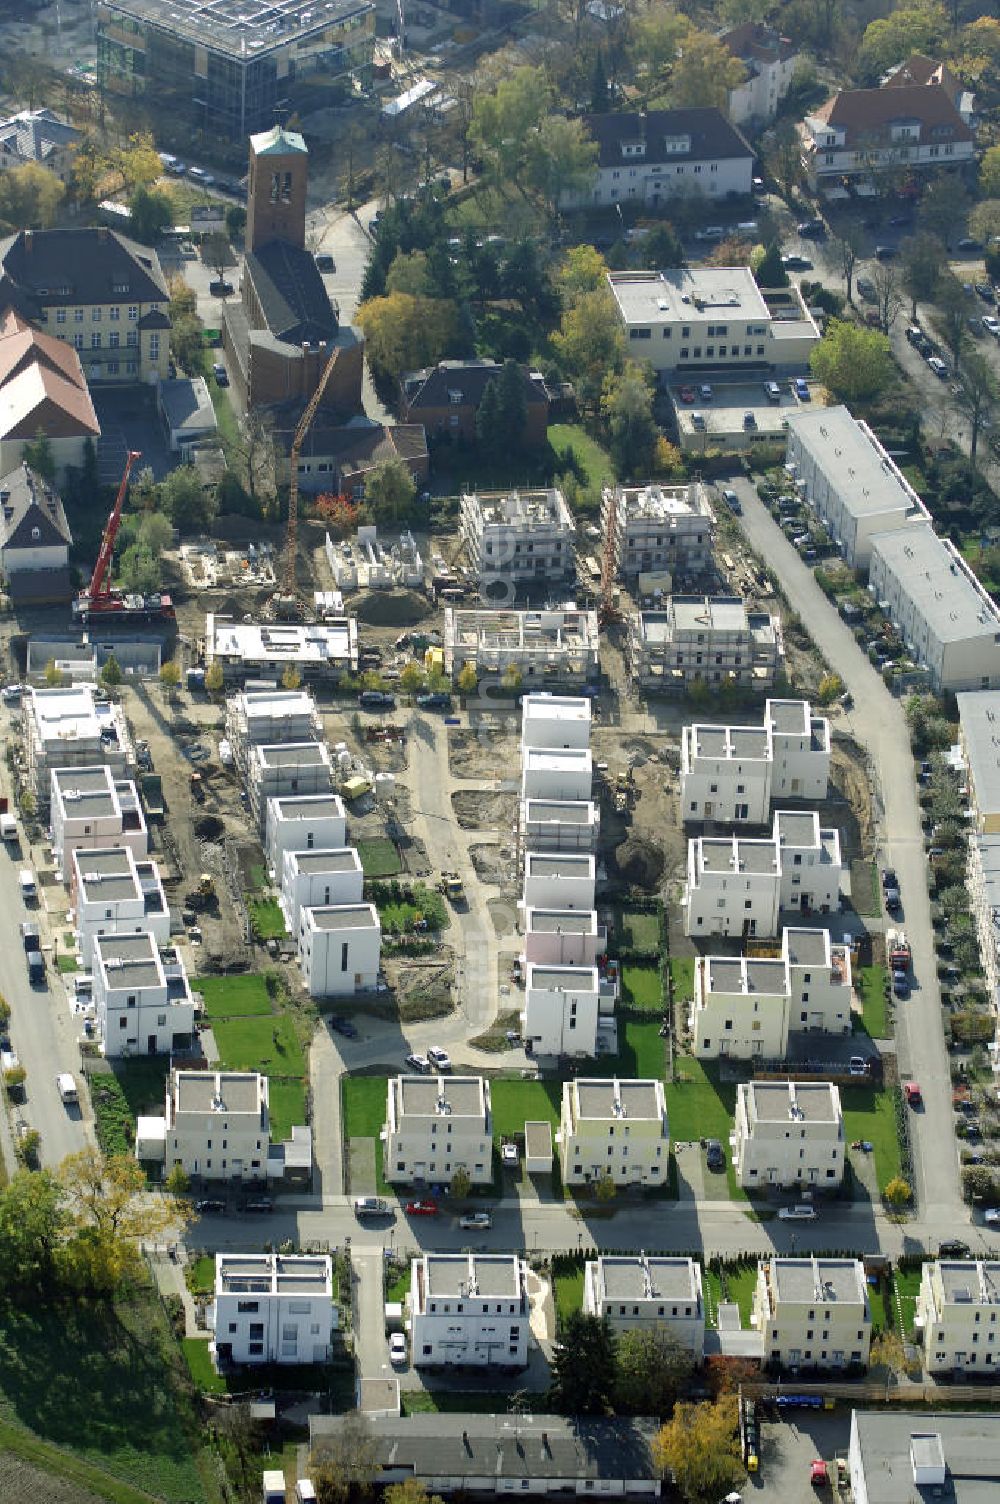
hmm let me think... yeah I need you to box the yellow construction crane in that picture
[282,344,341,595]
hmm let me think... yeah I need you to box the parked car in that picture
[904,1081,922,1107]
[389,1331,407,1366]
[885,886,902,912]
[939,1239,971,1257]
[244,1198,273,1214]
[797,220,826,239]
[875,244,898,260]
[694,225,724,242]
[416,692,452,710]
[793,377,810,400]
[892,969,910,998]
[779,1203,817,1220]
[781,253,813,271]
[764,380,781,402]
[849,1055,869,1076]
[810,1460,829,1487]
[209,279,233,297]
[957,237,982,252]
[721,488,741,514]
[329,1017,358,1038]
[459,1212,493,1230]
[691,411,706,430]
[984,1208,1000,1224]
[881,867,897,889]
[405,1053,431,1073]
[678,386,696,404]
[405,1199,438,1216]
[699,383,713,401]
[195,1199,226,1215]
[314,252,335,271]
[427,1046,452,1071]
[705,1139,725,1171]
[927,356,949,378]
[211,361,228,386]
[358,690,396,709]
[354,1196,390,1217]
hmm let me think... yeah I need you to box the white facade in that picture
[723,23,798,126]
[558,1078,669,1187]
[247,741,333,830]
[917,1260,1000,1374]
[583,1255,704,1354]
[786,406,930,570]
[692,926,852,1059]
[384,1075,492,1186]
[630,596,783,692]
[93,931,195,1058]
[520,694,592,751]
[869,528,1000,693]
[460,488,575,591]
[522,852,596,912]
[521,798,600,853]
[684,810,842,939]
[443,607,600,686]
[279,847,364,932]
[51,764,148,883]
[224,689,321,774]
[265,793,347,876]
[521,747,593,803]
[522,962,601,1057]
[164,1070,270,1182]
[523,908,603,968]
[298,903,381,997]
[732,1080,844,1189]
[601,481,713,582]
[205,613,359,684]
[71,845,169,969]
[561,107,753,210]
[608,268,820,378]
[753,1257,872,1371]
[799,83,975,189]
[409,1253,530,1369]
[680,699,830,824]
[25,684,131,808]
[957,691,1000,835]
[212,1253,336,1366]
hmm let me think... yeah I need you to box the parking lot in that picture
[672,377,812,453]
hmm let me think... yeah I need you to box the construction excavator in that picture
[73,450,175,626]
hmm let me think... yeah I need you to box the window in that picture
[149,334,160,360]
[73,333,84,349]
[128,305,138,320]
[126,329,138,347]
[109,331,120,348]
[56,308,66,324]
[91,333,101,349]
[110,306,120,321]
[92,308,101,322]
[74,308,84,323]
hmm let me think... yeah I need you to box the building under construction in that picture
[443,607,599,686]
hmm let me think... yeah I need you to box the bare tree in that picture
[932,274,970,376]
[900,232,947,321]
[311,1412,379,1504]
[955,349,1000,469]
[871,259,904,334]
[836,223,864,304]
[230,406,278,510]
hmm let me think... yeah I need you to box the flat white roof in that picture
[958,691,1000,812]
[522,694,592,725]
[872,528,1000,644]
[787,405,928,522]
[207,614,354,664]
[608,267,770,326]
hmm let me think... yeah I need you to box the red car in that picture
[678,386,696,403]
[810,1460,829,1487]
[405,1199,438,1216]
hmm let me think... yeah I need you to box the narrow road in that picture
[353,1247,393,1381]
[731,477,964,1229]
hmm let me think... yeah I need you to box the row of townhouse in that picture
[683,808,843,938]
[786,407,1000,693]
[954,692,1000,1073]
[680,697,830,825]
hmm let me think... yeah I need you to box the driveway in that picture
[729,476,964,1229]
[353,1247,393,1382]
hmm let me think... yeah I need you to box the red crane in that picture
[73,450,175,625]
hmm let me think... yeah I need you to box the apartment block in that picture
[520,694,592,751]
[265,793,347,876]
[297,903,381,998]
[93,931,195,1058]
[443,607,600,686]
[247,742,333,832]
[460,488,575,593]
[558,1078,669,1187]
[692,926,852,1059]
[521,746,593,803]
[523,908,604,968]
[384,1075,492,1187]
[521,798,600,853]
[279,847,364,933]
[630,597,783,693]
[917,1259,1000,1374]
[799,74,974,191]
[753,1257,871,1371]
[24,684,131,809]
[957,691,1000,834]
[684,810,842,938]
[163,1069,270,1182]
[211,1254,336,1367]
[723,23,798,125]
[785,405,930,569]
[732,1081,844,1189]
[869,527,1000,693]
[51,764,147,882]
[71,845,168,970]
[680,698,830,824]
[601,481,713,582]
[205,614,359,685]
[561,107,753,210]
[968,836,1000,1055]
[409,1253,530,1369]
[522,852,596,912]
[522,962,603,1058]
[224,688,321,775]
[583,1255,704,1354]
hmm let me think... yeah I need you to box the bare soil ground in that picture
[448,725,520,779]
[452,789,517,831]
[830,736,876,858]
[0,1457,102,1504]
[376,952,456,1021]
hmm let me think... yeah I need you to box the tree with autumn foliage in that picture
[313,493,361,536]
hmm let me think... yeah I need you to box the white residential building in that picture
[969,835,1000,1035]
[732,1081,844,1189]
[522,852,596,912]
[93,930,195,1057]
[51,764,148,882]
[247,741,333,831]
[297,903,381,997]
[957,691,1000,834]
[608,268,820,378]
[630,596,783,692]
[521,798,600,853]
[683,810,842,938]
[680,698,831,824]
[799,76,975,191]
[460,488,575,593]
[692,926,852,1059]
[224,688,321,774]
[205,613,359,684]
[384,1075,492,1186]
[560,107,754,210]
[212,1253,336,1366]
[523,908,604,968]
[848,1412,999,1504]
[785,405,930,570]
[164,1069,270,1182]
[522,962,603,1058]
[520,747,593,802]
[265,793,347,876]
[558,1077,669,1187]
[869,528,1000,693]
[753,1257,872,1371]
[520,694,592,751]
[24,683,131,809]
[71,845,169,969]
[916,1259,1000,1374]
[722,23,799,125]
[279,847,364,932]
[601,481,714,582]
[409,1253,530,1369]
[583,1255,704,1354]
[443,607,600,686]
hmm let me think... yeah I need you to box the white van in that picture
[56,1072,78,1105]
[18,869,35,899]
[0,812,16,840]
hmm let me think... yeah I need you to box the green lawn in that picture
[491,1079,563,1139]
[342,1075,390,1139]
[892,1266,923,1337]
[90,1074,136,1158]
[208,377,238,446]
[56,953,79,975]
[703,1262,757,1328]
[268,1077,308,1140]
[618,909,660,954]
[553,1265,585,1325]
[850,859,881,918]
[402,1390,547,1416]
[669,956,695,1006]
[858,965,889,1039]
[549,423,614,505]
[0,1292,210,1502]
[186,1256,216,1298]
[212,1014,306,1076]
[386,1265,411,1304]
[192,973,273,1019]
[357,838,402,878]
[621,963,663,1012]
[842,1085,902,1193]
[377,885,448,935]
[666,1058,747,1202]
[868,1280,888,1334]
[246,897,287,941]
[181,1338,226,1396]
[0,1418,170,1504]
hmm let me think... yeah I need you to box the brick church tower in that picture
[246,125,308,254]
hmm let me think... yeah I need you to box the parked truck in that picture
[886,928,911,970]
[140,773,164,819]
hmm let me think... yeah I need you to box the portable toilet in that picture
[262,1471,286,1504]
[295,1483,318,1504]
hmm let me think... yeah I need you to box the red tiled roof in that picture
[0,317,100,440]
[720,22,796,65]
[810,82,972,148]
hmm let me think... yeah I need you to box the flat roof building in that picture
[917,1259,1000,1374]
[24,683,131,808]
[602,481,714,583]
[522,961,605,1059]
[848,1411,1000,1504]
[583,1255,704,1354]
[265,792,347,876]
[520,694,592,751]
[212,1253,335,1365]
[93,930,195,1058]
[523,906,603,968]
[443,607,599,686]
[51,765,147,883]
[733,1080,844,1189]
[559,1077,669,1187]
[247,740,333,831]
[409,1253,530,1369]
[72,844,168,968]
[958,691,1000,834]
[225,689,321,775]
[754,1256,871,1371]
[630,596,783,693]
[298,902,381,998]
[161,1069,270,1183]
[205,613,359,684]
[460,488,575,595]
[384,1075,492,1187]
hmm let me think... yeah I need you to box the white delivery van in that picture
[56,1072,78,1105]
[0,812,15,840]
[18,869,35,899]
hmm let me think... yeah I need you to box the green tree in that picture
[356,292,460,388]
[496,358,529,452]
[113,132,162,195]
[899,232,947,318]
[457,662,478,697]
[311,1412,379,1504]
[594,1170,616,1203]
[817,672,844,704]
[550,1311,617,1415]
[918,173,969,250]
[553,287,626,412]
[365,458,416,524]
[225,203,247,240]
[556,245,609,304]
[118,543,159,594]
[856,2,946,82]
[955,348,999,467]
[58,1148,188,1294]
[641,223,684,270]
[670,30,746,110]
[615,1326,695,1416]
[470,66,550,188]
[809,321,893,402]
[602,362,657,479]
[203,231,233,283]
[205,661,224,696]
[884,1175,912,1207]
[475,377,503,457]
[128,186,173,244]
[653,1397,744,1504]
[0,161,65,231]
[0,1169,66,1291]
[100,654,123,689]
[761,120,804,194]
[981,148,1000,200]
[160,465,217,533]
[137,511,174,553]
[386,1481,443,1504]
[501,663,523,693]
[753,242,789,289]
[281,663,303,691]
[450,1166,471,1199]
[44,658,64,688]
[22,428,56,482]
[400,660,425,699]
[164,1164,190,1194]
[159,660,181,694]
[386,250,433,298]
[4,1064,26,1095]
[932,274,970,375]
[525,114,598,220]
